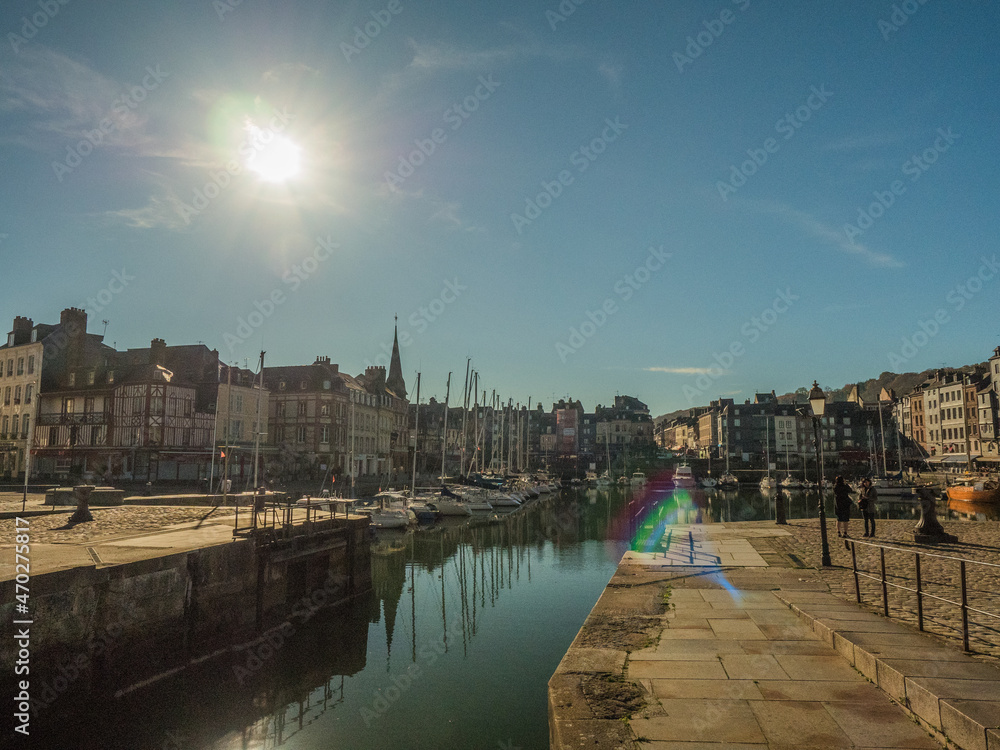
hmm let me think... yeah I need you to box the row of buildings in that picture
[654,344,1000,474]
[0,308,657,487]
[0,308,411,488]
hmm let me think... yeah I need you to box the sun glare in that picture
[244,123,302,183]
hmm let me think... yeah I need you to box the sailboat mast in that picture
[460,358,470,478]
[441,372,451,483]
[252,350,264,491]
[411,372,421,498]
[878,401,888,476]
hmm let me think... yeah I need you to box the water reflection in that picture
[24,483,983,749]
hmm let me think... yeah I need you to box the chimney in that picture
[60,307,88,369]
[10,317,33,346]
[150,338,167,366]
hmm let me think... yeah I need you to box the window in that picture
[1,415,7,436]
[84,397,94,413]
[87,371,95,385]
[321,426,330,443]
[298,401,308,417]
[321,402,331,416]
[48,427,58,446]
[296,426,307,443]
[16,358,24,375]
[25,385,32,404]
[27,356,34,375]
[13,386,20,405]
[5,359,11,376]
[2,387,8,405]
[11,415,18,435]
[63,398,74,414]
[107,370,114,384]
[68,372,75,387]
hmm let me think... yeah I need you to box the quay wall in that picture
[0,517,371,695]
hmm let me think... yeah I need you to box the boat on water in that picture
[630,471,647,486]
[595,472,612,488]
[946,478,1000,503]
[673,463,696,488]
[366,507,415,528]
[700,476,717,488]
[780,475,802,490]
[617,475,629,486]
[717,473,739,489]
[760,416,776,491]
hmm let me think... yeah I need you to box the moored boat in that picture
[673,463,696,488]
[946,479,1000,503]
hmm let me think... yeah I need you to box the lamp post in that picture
[21,381,37,513]
[808,381,832,567]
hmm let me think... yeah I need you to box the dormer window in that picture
[68,372,75,387]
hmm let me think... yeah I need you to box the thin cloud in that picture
[823,132,907,152]
[739,199,906,268]
[644,366,715,375]
[102,185,192,230]
[0,45,156,151]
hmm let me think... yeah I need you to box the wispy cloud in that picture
[102,184,192,230]
[738,199,906,268]
[823,132,907,152]
[643,366,715,375]
[0,45,157,151]
[598,60,623,88]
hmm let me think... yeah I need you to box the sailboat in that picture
[780,425,802,489]
[595,432,613,487]
[718,418,739,489]
[700,448,717,487]
[759,415,776,491]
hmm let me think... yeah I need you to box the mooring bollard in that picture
[69,484,95,524]
[913,488,957,544]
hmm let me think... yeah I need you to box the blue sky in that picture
[1,0,997,416]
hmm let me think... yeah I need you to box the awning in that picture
[942,454,979,464]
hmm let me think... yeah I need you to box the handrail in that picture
[848,538,1000,652]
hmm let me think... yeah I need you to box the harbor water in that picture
[26,480,982,749]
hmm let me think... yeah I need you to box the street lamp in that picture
[22,380,37,513]
[807,381,831,567]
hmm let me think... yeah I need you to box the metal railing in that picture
[847,538,1000,652]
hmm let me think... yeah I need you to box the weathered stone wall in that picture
[0,517,370,697]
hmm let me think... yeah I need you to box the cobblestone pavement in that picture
[0,493,235,545]
[727,516,1000,661]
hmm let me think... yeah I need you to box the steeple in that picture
[386,316,407,399]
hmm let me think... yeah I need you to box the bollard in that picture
[913,488,957,543]
[69,484,95,523]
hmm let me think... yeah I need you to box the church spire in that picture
[386,315,407,399]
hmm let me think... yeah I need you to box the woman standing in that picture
[833,476,852,538]
[858,478,877,538]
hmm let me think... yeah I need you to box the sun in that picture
[245,128,302,183]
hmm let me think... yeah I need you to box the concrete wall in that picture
[0,517,370,697]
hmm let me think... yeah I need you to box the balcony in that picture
[35,412,109,426]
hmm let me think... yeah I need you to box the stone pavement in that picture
[549,522,1000,749]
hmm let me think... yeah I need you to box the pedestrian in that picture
[833,475,852,538]
[858,478,877,538]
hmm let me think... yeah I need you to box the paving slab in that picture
[550,521,1000,750]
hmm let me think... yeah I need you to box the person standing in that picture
[833,476,852,538]
[858,478,877,538]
